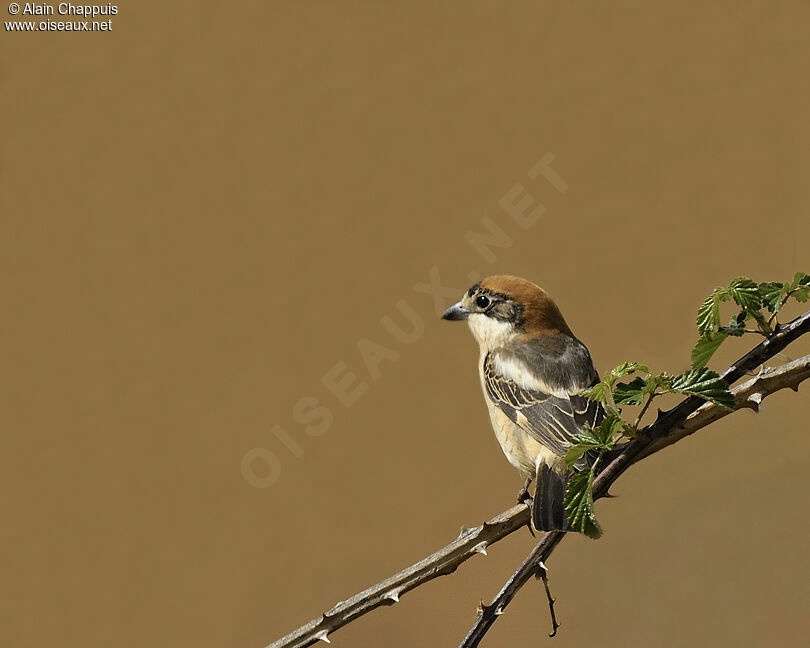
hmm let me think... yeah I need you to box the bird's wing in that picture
[483,353,603,462]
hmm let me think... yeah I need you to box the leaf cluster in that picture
[564,363,733,538]
[693,272,809,368]
[562,272,809,539]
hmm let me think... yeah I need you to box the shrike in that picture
[442,275,603,532]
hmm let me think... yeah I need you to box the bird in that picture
[442,275,603,532]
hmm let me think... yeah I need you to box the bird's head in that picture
[441,275,573,351]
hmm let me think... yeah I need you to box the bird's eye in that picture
[475,295,491,309]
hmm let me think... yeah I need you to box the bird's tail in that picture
[533,463,568,532]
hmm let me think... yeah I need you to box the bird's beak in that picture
[441,302,470,321]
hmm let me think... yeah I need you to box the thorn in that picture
[750,364,765,377]
[457,526,473,539]
[472,541,488,556]
[477,600,498,615]
[384,590,400,603]
[314,629,331,644]
[534,563,549,580]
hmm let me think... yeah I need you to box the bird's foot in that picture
[516,477,533,505]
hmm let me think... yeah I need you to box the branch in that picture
[460,353,810,647]
[265,311,810,648]
[641,355,810,459]
[460,310,810,647]
[266,504,531,648]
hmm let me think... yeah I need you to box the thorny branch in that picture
[460,310,810,647]
[266,505,532,648]
[267,311,810,648]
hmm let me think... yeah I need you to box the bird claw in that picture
[516,477,533,505]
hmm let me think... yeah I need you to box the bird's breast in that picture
[478,357,559,477]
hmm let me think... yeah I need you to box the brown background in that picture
[2,2,809,647]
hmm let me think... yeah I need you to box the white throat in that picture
[466,313,516,352]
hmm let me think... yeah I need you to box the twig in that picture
[265,505,531,648]
[265,311,810,648]
[536,563,560,637]
[632,392,655,429]
[459,309,810,648]
[458,532,563,648]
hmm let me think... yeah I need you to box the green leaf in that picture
[584,382,609,403]
[563,438,600,469]
[645,372,672,390]
[698,278,764,336]
[613,377,647,405]
[669,368,734,409]
[585,362,649,404]
[696,289,723,335]
[691,332,728,369]
[592,413,627,444]
[607,362,649,384]
[563,415,625,468]
[788,272,810,303]
[758,282,785,314]
[726,277,761,311]
[788,271,810,292]
[564,469,602,539]
[718,311,746,337]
